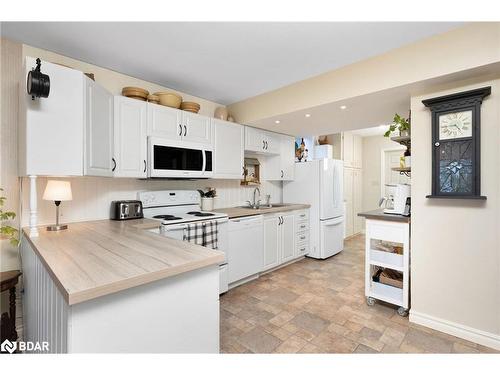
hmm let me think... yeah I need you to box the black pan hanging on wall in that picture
[27,58,50,100]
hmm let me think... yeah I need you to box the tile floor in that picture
[220,234,498,354]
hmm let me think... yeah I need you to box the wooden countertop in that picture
[23,219,224,306]
[216,204,310,219]
[358,209,411,223]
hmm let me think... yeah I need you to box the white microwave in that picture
[148,137,213,178]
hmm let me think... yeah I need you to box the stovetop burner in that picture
[153,214,182,220]
[187,211,216,217]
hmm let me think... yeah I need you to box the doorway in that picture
[381,148,409,197]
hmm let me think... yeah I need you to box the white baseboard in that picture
[410,310,500,351]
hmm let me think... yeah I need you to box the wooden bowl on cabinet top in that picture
[147,94,160,104]
[180,101,201,113]
[154,92,182,108]
[122,87,149,100]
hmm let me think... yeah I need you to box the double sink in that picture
[238,203,288,210]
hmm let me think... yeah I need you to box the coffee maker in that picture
[380,184,411,215]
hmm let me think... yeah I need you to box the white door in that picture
[113,97,148,178]
[147,103,182,140]
[182,112,212,144]
[213,119,244,179]
[344,168,354,237]
[245,126,265,153]
[263,215,280,271]
[383,149,409,196]
[280,214,295,263]
[280,135,295,180]
[84,78,113,177]
[319,159,343,219]
[320,216,344,258]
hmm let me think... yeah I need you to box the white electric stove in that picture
[138,190,229,294]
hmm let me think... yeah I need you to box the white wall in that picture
[20,177,282,227]
[410,78,500,349]
[362,135,405,212]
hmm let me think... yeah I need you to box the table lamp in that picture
[42,180,72,231]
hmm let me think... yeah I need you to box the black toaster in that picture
[110,200,144,220]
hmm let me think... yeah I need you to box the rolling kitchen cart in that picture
[359,211,410,316]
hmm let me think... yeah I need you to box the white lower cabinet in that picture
[262,210,308,272]
[280,214,296,263]
[263,215,280,271]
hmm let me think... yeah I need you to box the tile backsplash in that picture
[21,177,283,226]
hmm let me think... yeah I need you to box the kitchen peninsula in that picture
[21,219,224,353]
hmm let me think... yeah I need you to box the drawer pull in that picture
[299,214,306,218]
[299,236,306,240]
[300,225,306,229]
[299,247,306,252]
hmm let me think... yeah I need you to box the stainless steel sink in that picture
[238,204,287,210]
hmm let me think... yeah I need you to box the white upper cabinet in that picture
[84,78,114,177]
[244,126,280,155]
[245,126,266,153]
[147,103,211,144]
[353,134,363,169]
[342,132,354,168]
[20,57,85,176]
[213,119,244,179]
[280,135,295,180]
[113,96,148,178]
[262,134,295,181]
[147,103,182,140]
[264,131,281,155]
[181,111,212,144]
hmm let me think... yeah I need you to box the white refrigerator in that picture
[283,159,344,259]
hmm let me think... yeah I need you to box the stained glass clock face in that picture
[439,110,472,140]
[438,140,473,194]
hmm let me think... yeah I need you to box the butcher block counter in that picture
[217,203,310,219]
[22,219,224,305]
[21,219,223,353]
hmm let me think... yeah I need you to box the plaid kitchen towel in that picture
[202,220,219,250]
[183,221,218,250]
[183,222,204,246]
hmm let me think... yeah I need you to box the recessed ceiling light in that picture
[275,120,280,124]
[340,105,347,110]
[305,114,311,118]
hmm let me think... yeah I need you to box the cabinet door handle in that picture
[281,170,284,178]
[184,125,187,137]
[265,141,268,150]
[112,157,116,172]
[263,140,266,150]
[143,160,147,173]
[242,166,245,176]
[179,124,183,136]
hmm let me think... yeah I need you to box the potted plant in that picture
[384,113,411,137]
[198,188,217,211]
[0,188,19,247]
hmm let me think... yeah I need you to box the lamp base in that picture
[46,224,68,231]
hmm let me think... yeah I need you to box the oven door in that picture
[148,137,213,178]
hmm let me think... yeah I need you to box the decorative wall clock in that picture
[422,87,490,199]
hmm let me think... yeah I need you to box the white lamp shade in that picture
[42,180,73,201]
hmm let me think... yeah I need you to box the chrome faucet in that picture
[253,187,261,209]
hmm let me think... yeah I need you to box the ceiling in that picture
[350,126,389,137]
[1,22,462,104]
[251,85,411,136]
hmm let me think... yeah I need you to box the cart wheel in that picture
[397,307,408,317]
[366,297,375,306]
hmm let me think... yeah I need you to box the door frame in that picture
[380,146,406,197]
